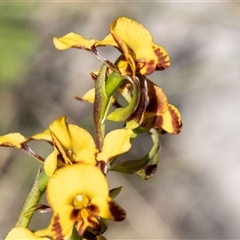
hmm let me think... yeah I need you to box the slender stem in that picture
[15,168,48,228]
[21,143,45,163]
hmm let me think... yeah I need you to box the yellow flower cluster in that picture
[1,17,182,240]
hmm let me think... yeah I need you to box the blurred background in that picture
[1,2,240,239]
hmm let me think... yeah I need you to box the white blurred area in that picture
[0,2,240,239]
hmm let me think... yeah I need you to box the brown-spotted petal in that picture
[0,133,26,149]
[49,205,75,240]
[144,104,182,134]
[153,44,170,71]
[90,196,126,221]
[146,79,169,114]
[75,208,100,237]
[109,17,160,75]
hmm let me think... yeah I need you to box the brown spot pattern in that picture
[146,79,168,114]
[108,201,126,221]
[52,214,64,240]
[144,59,155,75]
[87,204,100,215]
[168,105,182,134]
[70,209,80,220]
[154,47,170,71]
[76,209,100,237]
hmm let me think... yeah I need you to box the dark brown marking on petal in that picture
[76,217,85,236]
[142,115,163,129]
[153,115,164,128]
[87,214,101,232]
[70,209,80,220]
[52,214,64,240]
[96,161,107,174]
[154,47,170,71]
[87,204,100,215]
[168,105,182,134]
[144,59,156,75]
[108,201,126,221]
[145,80,168,114]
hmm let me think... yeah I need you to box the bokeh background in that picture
[1,2,240,239]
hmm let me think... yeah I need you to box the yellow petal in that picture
[97,129,133,162]
[161,104,182,134]
[95,33,117,47]
[49,116,71,151]
[90,196,126,221]
[110,17,158,75]
[47,164,109,210]
[68,124,97,165]
[44,148,59,177]
[5,227,49,239]
[50,130,72,166]
[110,17,153,52]
[146,79,168,114]
[28,129,52,143]
[53,32,95,50]
[76,208,99,236]
[0,133,26,149]
[144,104,182,134]
[49,205,75,240]
[81,88,95,103]
[153,44,170,70]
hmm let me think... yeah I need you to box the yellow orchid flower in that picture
[53,17,170,76]
[45,164,126,239]
[99,17,170,75]
[5,227,50,240]
[29,116,98,176]
[30,116,133,176]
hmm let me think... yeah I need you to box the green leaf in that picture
[107,76,141,122]
[110,155,150,174]
[109,186,123,198]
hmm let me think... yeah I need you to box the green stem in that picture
[15,168,48,228]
